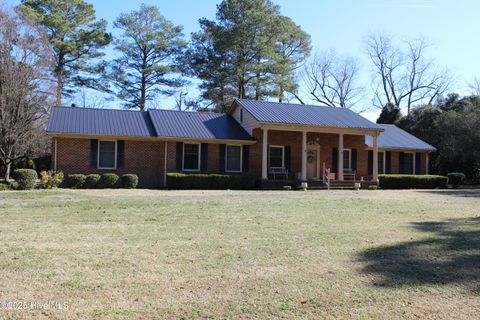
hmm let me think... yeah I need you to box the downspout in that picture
[163,141,167,188]
[53,137,57,172]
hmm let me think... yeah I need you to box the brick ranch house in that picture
[46,99,436,188]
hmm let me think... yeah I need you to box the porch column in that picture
[301,131,307,181]
[426,153,429,175]
[262,128,268,179]
[338,133,344,181]
[373,134,379,181]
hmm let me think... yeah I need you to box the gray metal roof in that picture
[365,124,436,151]
[235,99,383,131]
[47,106,253,141]
[148,109,253,141]
[47,106,157,137]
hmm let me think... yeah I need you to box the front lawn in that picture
[0,189,479,319]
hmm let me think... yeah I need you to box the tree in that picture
[376,103,402,124]
[108,4,186,111]
[304,50,363,109]
[0,6,53,180]
[18,0,111,105]
[185,0,310,112]
[468,77,480,96]
[365,33,451,114]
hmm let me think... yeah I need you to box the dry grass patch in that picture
[0,189,479,319]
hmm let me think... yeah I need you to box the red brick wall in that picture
[54,135,431,189]
[54,138,166,188]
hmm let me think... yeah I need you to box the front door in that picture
[307,146,320,180]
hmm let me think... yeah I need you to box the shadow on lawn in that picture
[359,217,480,293]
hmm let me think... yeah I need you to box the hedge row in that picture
[65,173,138,189]
[379,174,447,189]
[166,173,257,190]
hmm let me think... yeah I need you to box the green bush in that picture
[447,172,466,188]
[99,173,119,188]
[85,174,101,189]
[8,181,18,190]
[66,174,86,189]
[166,173,257,190]
[40,171,64,189]
[0,183,10,191]
[379,174,447,189]
[121,174,138,189]
[13,169,38,190]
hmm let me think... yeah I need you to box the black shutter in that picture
[201,143,208,171]
[219,144,226,172]
[368,150,373,175]
[332,148,338,173]
[176,142,183,171]
[284,146,291,171]
[242,145,249,172]
[90,139,98,168]
[386,151,392,174]
[351,149,357,171]
[399,152,405,174]
[117,140,125,169]
[415,153,421,175]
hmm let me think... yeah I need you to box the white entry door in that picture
[307,146,320,180]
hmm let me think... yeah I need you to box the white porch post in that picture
[338,134,344,181]
[301,131,307,181]
[373,134,379,181]
[262,128,268,180]
[426,153,429,175]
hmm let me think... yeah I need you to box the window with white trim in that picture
[226,145,242,172]
[98,140,117,169]
[183,143,200,171]
[269,146,284,168]
[378,151,385,174]
[343,149,351,170]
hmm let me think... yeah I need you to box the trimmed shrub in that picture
[0,183,9,191]
[121,174,138,189]
[8,181,18,190]
[40,171,64,189]
[13,169,38,190]
[66,174,86,189]
[379,174,447,189]
[166,173,257,190]
[99,173,119,188]
[85,174,101,189]
[447,172,466,188]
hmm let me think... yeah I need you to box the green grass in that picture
[0,189,479,319]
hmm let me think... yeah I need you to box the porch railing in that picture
[322,162,330,190]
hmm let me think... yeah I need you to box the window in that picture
[98,140,117,169]
[240,109,243,122]
[343,149,351,170]
[269,146,284,168]
[378,152,384,174]
[403,152,414,174]
[183,143,200,171]
[226,145,242,172]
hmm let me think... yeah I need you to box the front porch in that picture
[258,126,382,185]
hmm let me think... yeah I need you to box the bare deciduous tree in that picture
[0,6,53,180]
[468,77,480,96]
[304,50,363,109]
[365,33,451,114]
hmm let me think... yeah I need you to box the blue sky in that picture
[7,0,480,119]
